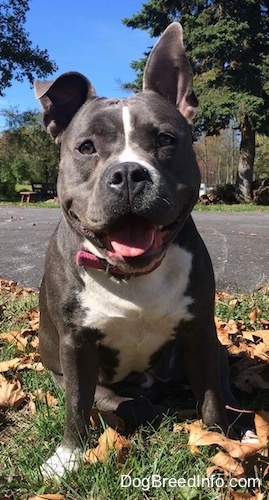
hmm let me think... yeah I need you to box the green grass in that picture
[0,199,59,208]
[0,287,268,499]
[1,196,269,211]
[0,412,215,499]
[16,183,32,192]
[215,288,269,326]
[194,202,269,212]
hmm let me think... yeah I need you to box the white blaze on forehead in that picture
[120,104,141,164]
[119,105,157,179]
[119,103,159,184]
[122,105,132,149]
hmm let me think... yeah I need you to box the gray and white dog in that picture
[34,23,239,478]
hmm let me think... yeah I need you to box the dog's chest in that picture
[78,245,193,383]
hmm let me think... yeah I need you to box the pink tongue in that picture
[108,219,156,257]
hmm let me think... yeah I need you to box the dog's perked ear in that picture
[34,72,96,143]
[143,22,198,125]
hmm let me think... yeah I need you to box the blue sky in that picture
[0,0,155,130]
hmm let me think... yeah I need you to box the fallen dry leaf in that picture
[249,307,260,325]
[0,377,26,409]
[0,357,22,372]
[227,490,265,499]
[18,361,44,372]
[27,309,40,331]
[90,408,125,433]
[33,389,58,407]
[210,450,245,478]
[215,317,233,346]
[229,298,239,307]
[30,336,39,350]
[181,420,263,459]
[242,330,269,343]
[0,355,44,373]
[206,464,226,479]
[177,418,269,492]
[29,318,39,331]
[254,411,269,445]
[229,343,255,358]
[16,353,43,371]
[0,329,37,352]
[0,278,36,297]
[84,427,131,464]
[26,394,37,415]
[252,343,269,362]
[28,495,65,500]
[215,291,235,302]
[227,319,243,335]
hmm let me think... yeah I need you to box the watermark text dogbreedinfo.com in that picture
[120,474,261,492]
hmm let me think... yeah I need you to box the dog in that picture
[34,22,244,478]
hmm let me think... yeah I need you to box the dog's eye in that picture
[78,141,96,155]
[157,133,175,147]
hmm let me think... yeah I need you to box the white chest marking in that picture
[78,245,193,383]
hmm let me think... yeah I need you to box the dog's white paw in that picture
[41,445,83,479]
[241,429,259,444]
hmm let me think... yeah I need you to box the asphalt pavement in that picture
[0,206,268,292]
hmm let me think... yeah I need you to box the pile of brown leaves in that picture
[215,290,269,395]
[0,280,43,413]
[1,280,269,499]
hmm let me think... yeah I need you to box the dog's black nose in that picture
[107,162,151,200]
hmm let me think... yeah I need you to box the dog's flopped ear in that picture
[143,23,198,125]
[34,72,96,143]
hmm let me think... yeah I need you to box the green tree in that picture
[0,108,59,197]
[123,0,269,202]
[0,0,57,95]
[194,125,240,186]
[255,135,269,179]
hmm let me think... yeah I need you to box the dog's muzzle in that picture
[71,211,190,277]
[67,162,196,277]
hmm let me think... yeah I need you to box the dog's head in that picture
[35,23,200,275]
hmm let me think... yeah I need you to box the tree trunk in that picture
[235,115,255,202]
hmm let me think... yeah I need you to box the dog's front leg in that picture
[41,330,99,479]
[181,321,228,432]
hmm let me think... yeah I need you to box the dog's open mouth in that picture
[106,215,164,258]
[70,211,185,274]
